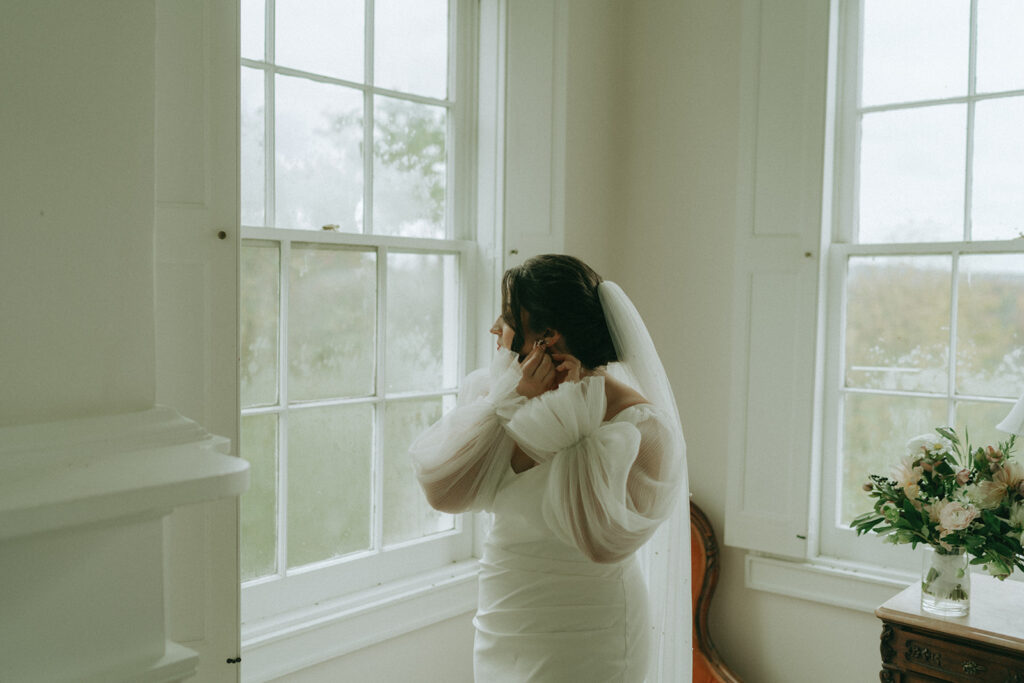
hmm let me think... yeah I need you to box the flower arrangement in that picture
[851,427,1024,580]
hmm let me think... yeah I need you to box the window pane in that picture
[845,256,951,393]
[383,398,454,545]
[840,393,947,525]
[287,404,373,567]
[971,97,1024,241]
[241,413,278,581]
[241,241,279,408]
[386,252,458,393]
[955,400,1017,455]
[241,67,265,227]
[241,0,264,62]
[289,244,376,400]
[860,0,968,107]
[976,0,1024,93]
[858,106,965,243]
[375,0,448,99]
[373,96,446,238]
[276,75,363,232]
[956,254,1024,398]
[275,0,363,83]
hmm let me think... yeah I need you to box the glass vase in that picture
[920,545,970,617]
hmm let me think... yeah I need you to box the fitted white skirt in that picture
[473,543,650,683]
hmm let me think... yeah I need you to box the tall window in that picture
[238,0,477,620]
[822,0,1024,567]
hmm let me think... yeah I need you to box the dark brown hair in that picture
[501,254,618,369]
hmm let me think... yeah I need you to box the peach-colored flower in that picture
[970,462,1024,508]
[891,454,923,492]
[996,461,1024,489]
[956,468,971,486]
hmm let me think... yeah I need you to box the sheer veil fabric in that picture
[599,281,692,683]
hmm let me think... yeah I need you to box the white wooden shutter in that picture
[724,0,831,558]
[501,0,568,267]
[155,1,242,680]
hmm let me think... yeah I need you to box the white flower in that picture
[1009,501,1024,529]
[906,433,954,458]
[966,481,1006,509]
[935,500,979,537]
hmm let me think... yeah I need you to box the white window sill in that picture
[744,553,916,614]
[240,559,479,682]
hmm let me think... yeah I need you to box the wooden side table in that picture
[875,573,1024,682]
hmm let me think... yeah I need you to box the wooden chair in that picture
[691,501,742,683]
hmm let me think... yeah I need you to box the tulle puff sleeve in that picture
[409,347,526,513]
[505,376,683,563]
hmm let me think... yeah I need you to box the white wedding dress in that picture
[410,347,684,682]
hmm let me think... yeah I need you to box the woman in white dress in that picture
[409,255,687,682]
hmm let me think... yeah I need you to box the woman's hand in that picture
[550,352,582,386]
[517,342,556,398]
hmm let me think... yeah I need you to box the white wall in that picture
[562,0,624,276]
[609,1,882,681]
[0,0,157,426]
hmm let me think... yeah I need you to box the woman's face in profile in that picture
[490,310,541,358]
[490,316,516,352]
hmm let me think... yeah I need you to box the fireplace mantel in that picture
[0,407,249,682]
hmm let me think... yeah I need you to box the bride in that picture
[410,254,689,682]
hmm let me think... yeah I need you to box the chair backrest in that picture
[690,501,742,683]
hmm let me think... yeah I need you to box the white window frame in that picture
[239,0,483,669]
[818,0,1024,572]
[728,0,1024,613]
[238,0,570,677]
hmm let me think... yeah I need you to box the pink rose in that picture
[936,501,979,537]
[986,446,1005,463]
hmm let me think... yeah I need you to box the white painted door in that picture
[154,1,242,681]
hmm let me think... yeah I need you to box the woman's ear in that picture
[543,329,562,347]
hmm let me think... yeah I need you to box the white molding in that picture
[745,553,913,614]
[0,406,248,682]
[240,560,479,682]
[0,406,248,540]
[78,641,199,683]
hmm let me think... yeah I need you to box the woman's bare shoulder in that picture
[600,373,649,422]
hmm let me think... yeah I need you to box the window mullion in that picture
[265,0,276,228]
[363,0,375,236]
[847,0,864,244]
[964,0,979,242]
[948,251,961,426]
[373,245,388,552]
[444,0,458,240]
[278,237,291,579]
